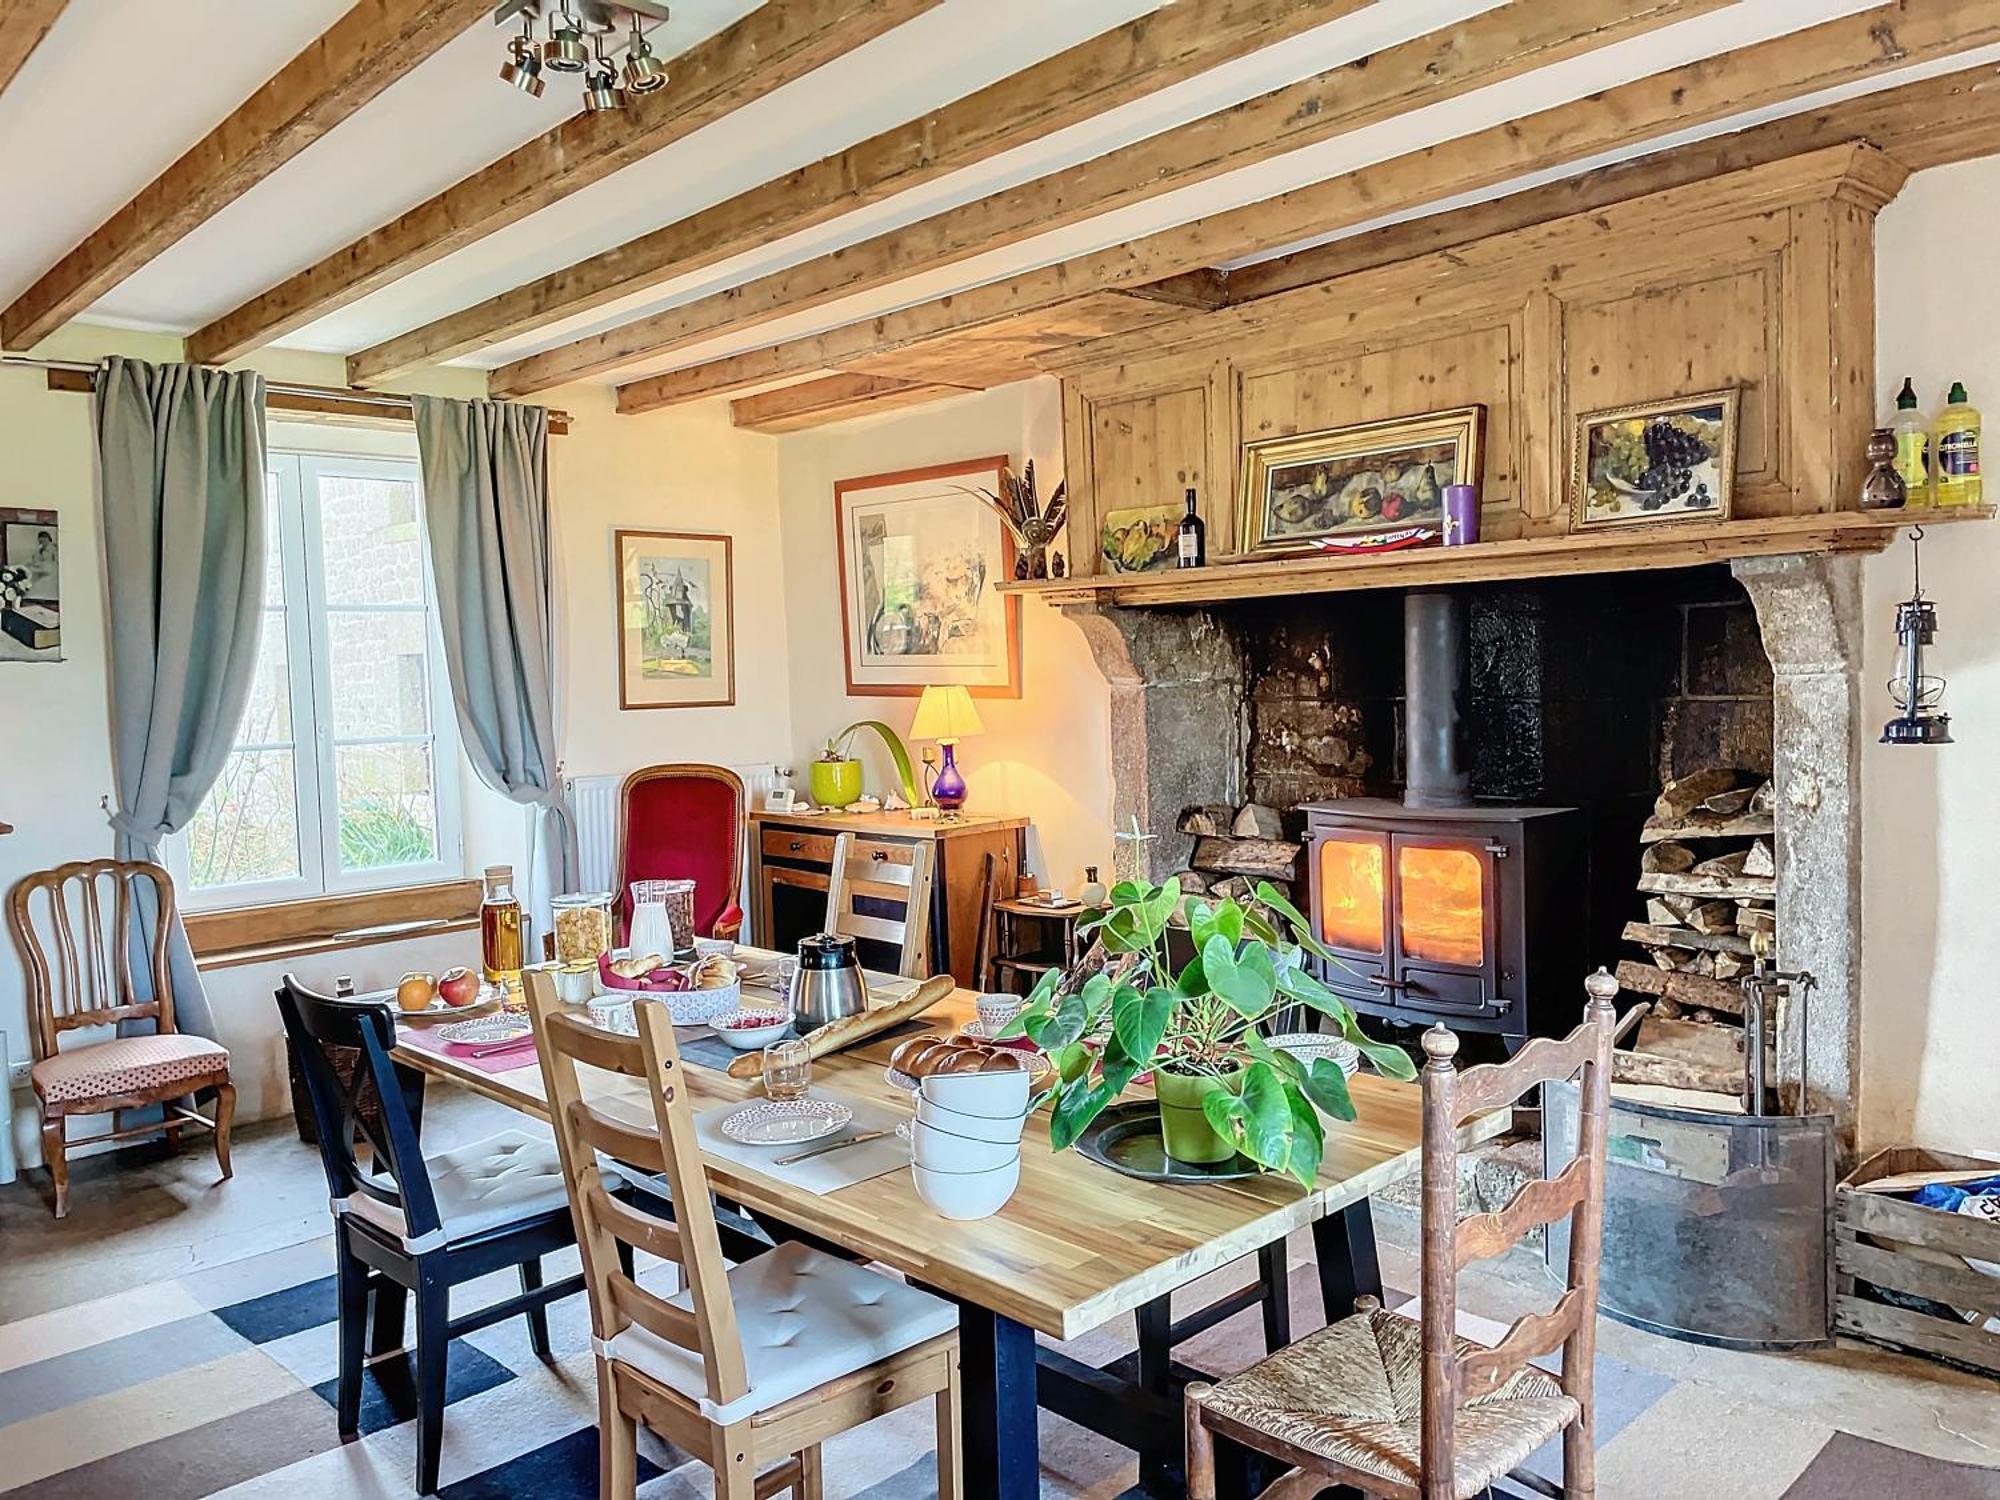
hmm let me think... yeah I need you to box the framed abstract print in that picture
[616,529,734,710]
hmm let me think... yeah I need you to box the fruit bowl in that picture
[711,1008,791,1050]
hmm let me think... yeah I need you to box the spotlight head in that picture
[542,11,589,72]
[581,62,623,112]
[623,34,668,94]
[499,34,545,97]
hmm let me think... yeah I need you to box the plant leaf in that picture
[1284,1089,1325,1187]
[1173,953,1208,998]
[1242,1030,1306,1086]
[1187,898,1218,951]
[1203,934,1276,1017]
[1301,1057,1358,1121]
[1049,1072,1116,1151]
[1113,985,1173,1065]
[1233,1062,1299,1172]
[1214,900,1244,946]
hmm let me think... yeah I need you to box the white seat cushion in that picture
[605,1239,958,1424]
[343,1129,573,1249]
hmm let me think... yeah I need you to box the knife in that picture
[773,1130,891,1167]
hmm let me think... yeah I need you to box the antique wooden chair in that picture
[1186,973,1618,1500]
[7,859,233,1218]
[277,974,594,1495]
[822,830,936,978]
[525,969,962,1500]
[615,763,746,943]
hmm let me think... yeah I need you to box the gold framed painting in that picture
[616,529,735,710]
[1238,406,1484,555]
[1571,389,1739,529]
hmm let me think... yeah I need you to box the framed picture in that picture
[835,457,1021,699]
[1100,503,1180,574]
[0,506,61,663]
[1572,389,1739,528]
[616,530,734,710]
[1238,406,1484,554]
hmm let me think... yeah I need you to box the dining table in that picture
[391,950,1509,1500]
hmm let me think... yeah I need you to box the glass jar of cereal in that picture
[551,891,613,966]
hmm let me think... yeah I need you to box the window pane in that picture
[184,749,302,889]
[237,609,292,744]
[326,609,431,738]
[316,472,425,605]
[263,480,286,605]
[336,742,439,871]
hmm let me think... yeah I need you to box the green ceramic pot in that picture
[809,758,864,809]
[1154,1064,1247,1165]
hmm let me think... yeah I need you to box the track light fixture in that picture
[495,2,669,110]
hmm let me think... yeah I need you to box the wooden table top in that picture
[394,959,1505,1341]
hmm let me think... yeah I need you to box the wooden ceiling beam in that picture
[615,0,2000,416]
[183,0,939,367]
[495,0,1725,397]
[1,0,488,352]
[0,0,65,100]
[728,373,977,433]
[347,0,1378,388]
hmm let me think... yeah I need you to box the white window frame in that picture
[169,450,463,908]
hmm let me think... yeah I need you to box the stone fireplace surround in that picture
[1066,553,1864,1154]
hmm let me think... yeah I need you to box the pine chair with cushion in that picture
[7,859,233,1219]
[525,968,962,1500]
[615,763,746,945]
[1186,974,1618,1500]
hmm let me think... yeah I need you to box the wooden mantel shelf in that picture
[1003,508,1992,609]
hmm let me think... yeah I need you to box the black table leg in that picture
[1135,1295,1177,1496]
[1312,1200,1382,1323]
[1256,1240,1292,1352]
[955,1301,1041,1500]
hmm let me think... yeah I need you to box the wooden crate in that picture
[1834,1147,2000,1376]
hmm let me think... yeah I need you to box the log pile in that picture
[1612,768,1777,1099]
[1172,802,1302,909]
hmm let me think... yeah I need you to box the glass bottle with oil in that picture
[480,864,524,1000]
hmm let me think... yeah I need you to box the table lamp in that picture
[910,684,985,815]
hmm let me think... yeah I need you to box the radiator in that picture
[567,764,786,912]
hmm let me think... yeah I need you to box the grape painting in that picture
[1575,391,1737,528]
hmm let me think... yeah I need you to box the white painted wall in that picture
[774,380,1115,895]
[1861,156,2000,1158]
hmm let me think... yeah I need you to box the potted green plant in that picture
[1001,877,1417,1186]
[810,720,920,809]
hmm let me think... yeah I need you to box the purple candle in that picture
[1443,484,1480,546]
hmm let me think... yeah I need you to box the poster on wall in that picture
[834,457,1021,699]
[0,507,61,663]
[616,529,734,710]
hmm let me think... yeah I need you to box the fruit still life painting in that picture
[1100,503,1179,573]
[1239,406,1483,554]
[1574,389,1738,528]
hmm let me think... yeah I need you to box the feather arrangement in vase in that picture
[964,460,1068,580]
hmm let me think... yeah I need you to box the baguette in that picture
[725,973,955,1080]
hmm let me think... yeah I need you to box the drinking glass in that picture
[761,1039,812,1101]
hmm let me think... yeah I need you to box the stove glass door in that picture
[1313,830,1391,981]
[1390,834,1499,1012]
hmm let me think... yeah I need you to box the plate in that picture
[1267,1032,1362,1078]
[395,993,501,1025]
[1075,1101,1265,1183]
[719,1097,854,1146]
[435,1014,533,1047]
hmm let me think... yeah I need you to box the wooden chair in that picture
[615,763,746,943]
[1186,972,1618,1500]
[7,859,233,1219]
[277,974,600,1495]
[525,969,962,1500]
[822,830,936,977]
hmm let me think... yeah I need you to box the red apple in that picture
[438,967,480,1007]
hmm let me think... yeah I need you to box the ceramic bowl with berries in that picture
[711,1008,793,1051]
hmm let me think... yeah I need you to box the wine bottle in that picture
[1177,486,1205,568]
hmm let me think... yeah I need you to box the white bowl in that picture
[695,937,737,960]
[916,1093,1026,1145]
[711,1009,792,1051]
[912,1117,1020,1173]
[912,1157,1021,1220]
[919,1067,1031,1120]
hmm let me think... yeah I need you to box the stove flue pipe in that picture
[1403,589,1472,809]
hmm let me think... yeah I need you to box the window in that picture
[172,452,462,907]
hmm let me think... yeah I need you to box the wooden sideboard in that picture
[747,809,1026,988]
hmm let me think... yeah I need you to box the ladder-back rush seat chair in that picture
[7,859,233,1219]
[615,763,746,945]
[1186,973,1619,1500]
[526,969,962,1500]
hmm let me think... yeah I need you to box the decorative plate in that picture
[396,993,501,1025]
[435,1014,534,1047]
[719,1097,854,1147]
[1075,1101,1263,1183]
[1267,1032,1362,1078]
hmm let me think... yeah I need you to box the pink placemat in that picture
[398,1022,542,1074]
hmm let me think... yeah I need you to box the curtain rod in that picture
[3,355,572,435]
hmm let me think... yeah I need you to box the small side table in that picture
[987,898,1099,995]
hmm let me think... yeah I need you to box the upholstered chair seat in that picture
[31,1032,229,1107]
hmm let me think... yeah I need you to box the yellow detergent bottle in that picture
[1935,381,1982,508]
[1891,377,1932,506]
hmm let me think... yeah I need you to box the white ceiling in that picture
[0,0,1979,393]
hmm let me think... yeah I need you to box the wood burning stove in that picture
[1301,589,1588,1043]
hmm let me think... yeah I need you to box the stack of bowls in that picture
[911,1068,1030,1220]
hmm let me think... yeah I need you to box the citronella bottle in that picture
[1891,377,1932,506]
[1935,382,1982,508]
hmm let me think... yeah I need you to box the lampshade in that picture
[910,684,985,742]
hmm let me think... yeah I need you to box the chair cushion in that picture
[605,1239,958,1425]
[343,1129,574,1249]
[1200,1307,1579,1499]
[31,1033,229,1105]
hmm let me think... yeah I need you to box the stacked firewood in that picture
[1171,803,1301,908]
[1610,768,1776,1100]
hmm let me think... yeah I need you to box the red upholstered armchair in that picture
[613,764,746,944]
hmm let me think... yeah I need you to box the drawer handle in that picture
[788,840,804,852]
[870,849,889,862]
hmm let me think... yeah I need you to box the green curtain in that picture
[94,357,268,1037]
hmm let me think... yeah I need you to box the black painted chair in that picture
[276,975,600,1495]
